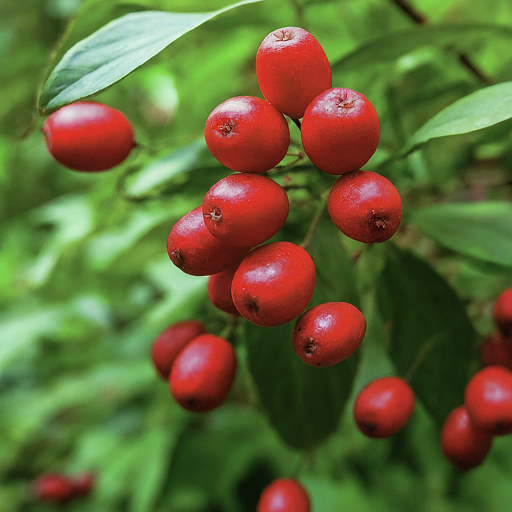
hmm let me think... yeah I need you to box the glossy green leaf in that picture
[377,246,475,428]
[411,201,512,267]
[245,220,361,449]
[38,0,261,112]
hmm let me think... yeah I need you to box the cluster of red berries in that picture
[31,472,94,504]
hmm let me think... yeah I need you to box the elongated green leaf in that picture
[332,24,512,73]
[245,220,361,449]
[411,201,512,267]
[408,82,512,149]
[377,246,475,428]
[38,0,261,112]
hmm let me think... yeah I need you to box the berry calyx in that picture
[493,287,512,337]
[481,332,512,370]
[353,376,415,438]
[256,26,332,120]
[42,102,134,172]
[151,320,207,380]
[292,302,366,367]
[170,334,237,412]
[204,96,290,173]
[301,88,380,175]
[231,241,316,327]
[327,170,402,244]
[208,265,241,316]
[257,478,311,512]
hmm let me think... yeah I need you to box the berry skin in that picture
[231,241,316,327]
[203,173,289,248]
[32,474,74,503]
[204,96,290,173]
[257,478,311,512]
[481,332,512,370]
[292,302,366,367]
[493,287,512,337]
[353,376,415,438]
[327,170,402,244]
[42,102,134,172]
[208,266,241,316]
[151,320,207,380]
[441,405,493,471]
[167,206,249,276]
[170,334,237,412]
[301,88,380,175]
[70,472,95,497]
[256,26,332,120]
[464,365,512,435]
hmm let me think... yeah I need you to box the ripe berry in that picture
[441,405,493,471]
[464,365,512,435]
[32,474,74,503]
[301,88,380,175]
[231,241,316,327]
[167,206,249,276]
[292,302,366,367]
[42,102,134,172]
[481,332,512,370]
[327,170,402,244]
[204,96,290,173]
[70,472,95,497]
[203,173,289,248]
[208,266,241,316]
[151,320,207,380]
[257,478,311,512]
[170,334,237,412]
[353,376,415,438]
[256,26,332,120]
[493,287,512,337]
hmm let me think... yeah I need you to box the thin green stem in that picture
[301,191,329,250]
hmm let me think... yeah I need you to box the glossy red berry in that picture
[441,405,493,471]
[292,302,366,367]
[204,96,290,173]
[42,102,134,172]
[493,287,512,337]
[481,332,512,370]
[301,88,380,175]
[327,170,402,244]
[257,478,311,512]
[208,266,241,316]
[231,241,316,327]
[256,27,331,120]
[353,376,415,438]
[167,206,249,276]
[32,474,74,503]
[170,334,237,412]
[70,472,95,497]
[464,365,512,435]
[151,320,207,380]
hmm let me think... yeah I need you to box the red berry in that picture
[257,478,311,512]
[292,302,366,367]
[464,365,512,435]
[42,102,134,172]
[151,320,207,380]
[231,242,316,327]
[327,170,402,244]
[441,405,493,471]
[204,96,290,173]
[481,332,512,370]
[208,266,241,316]
[256,27,331,120]
[353,376,415,438]
[301,88,380,175]
[203,173,289,248]
[167,206,249,276]
[170,334,237,412]
[70,472,95,497]
[32,474,74,503]
[493,287,512,337]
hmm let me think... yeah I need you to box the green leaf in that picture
[245,220,361,449]
[411,201,512,267]
[377,246,475,428]
[408,82,512,149]
[38,0,261,112]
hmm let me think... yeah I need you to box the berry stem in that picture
[301,191,329,250]
[403,336,439,383]
[219,314,241,343]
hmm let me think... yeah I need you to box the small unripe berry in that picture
[481,332,512,370]
[327,170,402,244]
[353,376,415,438]
[32,474,74,503]
[208,266,241,316]
[70,472,95,497]
[257,478,311,512]
[170,334,237,412]
[493,287,512,337]
[292,302,366,367]
[301,88,380,175]
[42,102,134,171]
